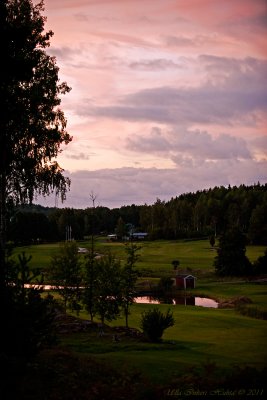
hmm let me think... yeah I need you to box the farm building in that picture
[107,232,148,241]
[131,232,148,240]
[174,274,196,289]
[107,234,118,241]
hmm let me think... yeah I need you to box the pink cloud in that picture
[39,0,267,207]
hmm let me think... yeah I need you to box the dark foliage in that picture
[1,251,58,362]
[0,347,161,400]
[167,362,267,398]
[2,288,58,359]
[214,228,252,276]
[6,183,267,244]
[253,249,267,274]
[48,241,83,313]
[140,307,175,342]
[157,276,174,292]
[0,0,71,295]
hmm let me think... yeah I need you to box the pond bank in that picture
[134,292,219,308]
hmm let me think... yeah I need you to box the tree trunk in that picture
[125,305,129,329]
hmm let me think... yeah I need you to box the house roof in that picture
[175,274,196,279]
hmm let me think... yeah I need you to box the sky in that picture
[38,0,267,209]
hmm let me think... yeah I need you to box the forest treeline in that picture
[7,183,267,245]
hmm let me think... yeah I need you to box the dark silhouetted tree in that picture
[49,241,83,313]
[253,249,267,275]
[94,252,122,325]
[172,260,180,270]
[0,0,71,293]
[115,217,127,240]
[214,228,251,276]
[83,250,99,322]
[121,242,140,328]
[4,250,57,358]
[248,200,267,245]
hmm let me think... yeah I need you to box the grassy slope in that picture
[63,304,267,384]
[11,239,267,387]
[13,238,266,274]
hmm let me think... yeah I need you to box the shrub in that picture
[140,307,174,342]
[2,251,58,360]
[236,305,267,320]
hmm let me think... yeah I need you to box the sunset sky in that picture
[39,0,267,209]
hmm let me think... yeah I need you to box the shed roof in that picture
[175,274,196,279]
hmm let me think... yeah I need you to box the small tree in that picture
[115,217,127,240]
[49,241,83,313]
[172,260,180,270]
[121,242,140,328]
[82,191,98,322]
[83,250,99,322]
[140,307,175,342]
[94,252,122,325]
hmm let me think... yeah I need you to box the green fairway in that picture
[63,303,267,384]
[12,238,266,277]
[12,242,61,272]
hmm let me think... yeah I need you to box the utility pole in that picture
[66,225,72,241]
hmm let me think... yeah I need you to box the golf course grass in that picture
[61,304,267,385]
[12,236,266,275]
[11,238,267,389]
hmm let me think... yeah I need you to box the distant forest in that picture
[7,183,267,245]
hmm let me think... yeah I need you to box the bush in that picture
[253,249,267,274]
[140,307,174,342]
[2,251,58,361]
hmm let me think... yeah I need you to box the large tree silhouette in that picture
[0,0,71,291]
[214,228,251,276]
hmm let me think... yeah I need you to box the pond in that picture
[134,296,218,308]
[24,285,219,308]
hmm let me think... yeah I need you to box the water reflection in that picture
[135,296,218,308]
[23,284,218,308]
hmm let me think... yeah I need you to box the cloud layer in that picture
[37,0,267,208]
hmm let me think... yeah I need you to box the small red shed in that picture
[174,274,196,289]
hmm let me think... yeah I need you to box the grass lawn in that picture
[12,238,267,309]
[63,303,267,384]
[12,237,266,276]
[12,239,267,306]
[12,242,60,272]
[9,238,267,392]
